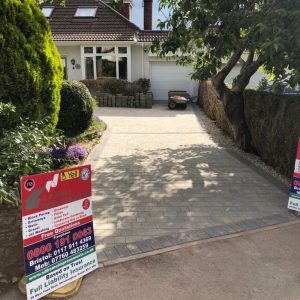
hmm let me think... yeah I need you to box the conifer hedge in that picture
[0,0,63,128]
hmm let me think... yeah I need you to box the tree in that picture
[154,0,300,149]
[0,0,63,129]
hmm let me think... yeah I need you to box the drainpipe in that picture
[142,42,144,78]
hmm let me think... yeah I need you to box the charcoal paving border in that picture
[96,211,298,263]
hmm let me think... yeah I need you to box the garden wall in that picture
[198,81,300,177]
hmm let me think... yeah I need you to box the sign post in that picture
[288,139,300,212]
[21,165,98,300]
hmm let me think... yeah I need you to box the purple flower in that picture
[65,145,87,160]
[48,147,67,159]
[49,145,87,160]
[96,131,102,137]
[95,115,102,121]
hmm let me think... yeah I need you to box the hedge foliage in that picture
[244,90,300,177]
[57,81,94,137]
[0,0,63,128]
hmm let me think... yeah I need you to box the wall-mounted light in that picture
[70,58,76,69]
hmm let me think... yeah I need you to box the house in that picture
[41,0,266,100]
[41,0,199,100]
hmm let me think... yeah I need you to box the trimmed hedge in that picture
[244,90,300,177]
[0,0,63,128]
[199,82,300,177]
[57,81,94,137]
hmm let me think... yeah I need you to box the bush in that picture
[57,81,94,137]
[0,102,18,131]
[0,121,53,206]
[103,78,127,95]
[256,78,270,92]
[0,0,63,128]
[271,81,285,94]
[244,90,300,177]
[134,78,151,94]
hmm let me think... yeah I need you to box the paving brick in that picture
[103,247,120,260]
[154,236,173,247]
[167,233,192,245]
[114,244,132,257]
[126,243,143,255]
[135,240,153,252]
[96,250,108,263]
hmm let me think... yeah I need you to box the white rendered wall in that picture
[131,45,144,80]
[57,46,82,80]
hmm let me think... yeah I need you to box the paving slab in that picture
[86,104,296,262]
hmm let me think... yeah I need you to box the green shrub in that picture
[103,78,127,95]
[271,81,285,94]
[134,78,151,94]
[0,0,63,128]
[244,90,300,177]
[256,78,269,91]
[0,120,53,207]
[123,82,139,96]
[0,102,18,131]
[57,81,94,137]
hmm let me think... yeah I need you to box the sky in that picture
[132,0,169,30]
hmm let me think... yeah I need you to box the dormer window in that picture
[75,7,97,17]
[42,7,54,18]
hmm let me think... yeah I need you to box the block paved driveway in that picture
[87,103,296,262]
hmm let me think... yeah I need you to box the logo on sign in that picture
[24,179,35,191]
[81,168,90,181]
[45,174,59,192]
[82,199,90,210]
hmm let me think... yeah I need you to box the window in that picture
[42,7,54,17]
[96,47,115,54]
[84,47,93,54]
[118,57,127,80]
[75,7,97,17]
[96,56,116,78]
[118,47,127,54]
[82,46,130,80]
[85,57,94,79]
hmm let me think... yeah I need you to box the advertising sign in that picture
[288,139,300,212]
[21,165,98,300]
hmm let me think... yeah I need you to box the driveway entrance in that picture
[88,104,296,262]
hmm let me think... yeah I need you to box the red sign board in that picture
[288,139,300,212]
[21,165,98,300]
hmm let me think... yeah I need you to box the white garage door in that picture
[150,62,196,100]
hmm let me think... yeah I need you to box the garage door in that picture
[150,61,196,100]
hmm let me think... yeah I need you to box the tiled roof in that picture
[43,0,168,43]
[44,0,139,42]
[53,33,136,42]
[138,31,168,42]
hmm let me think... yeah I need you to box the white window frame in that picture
[81,46,131,81]
[75,7,97,17]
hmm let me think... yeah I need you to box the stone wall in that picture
[198,81,300,177]
[198,81,232,137]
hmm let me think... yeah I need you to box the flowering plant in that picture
[49,145,87,161]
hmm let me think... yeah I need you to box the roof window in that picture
[75,7,97,17]
[42,7,54,18]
